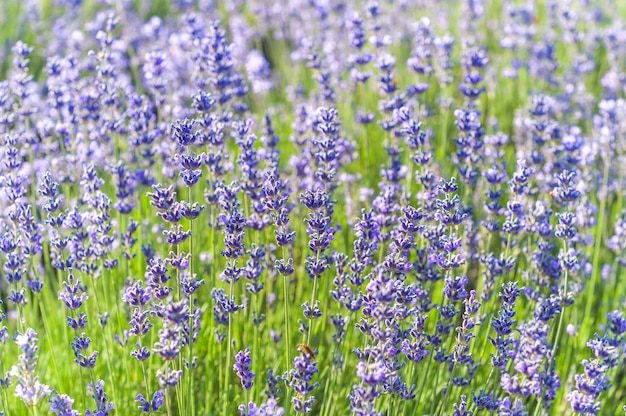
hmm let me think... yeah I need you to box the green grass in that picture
[1,1,626,415]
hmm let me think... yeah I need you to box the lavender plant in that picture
[1,1,626,415]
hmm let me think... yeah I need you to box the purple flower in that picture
[9,328,51,407]
[451,394,472,416]
[502,317,560,409]
[157,368,183,389]
[245,50,273,94]
[171,118,196,147]
[568,390,600,414]
[264,369,282,400]
[49,393,80,416]
[508,160,535,196]
[136,390,164,413]
[148,184,177,211]
[551,170,581,206]
[490,282,521,369]
[444,275,469,301]
[58,269,88,312]
[239,398,285,416]
[301,189,334,282]
[349,361,385,415]
[85,380,114,416]
[452,290,481,371]
[497,396,527,416]
[211,288,243,339]
[288,349,319,414]
[453,108,485,185]
[122,280,152,307]
[567,310,625,414]
[234,348,255,390]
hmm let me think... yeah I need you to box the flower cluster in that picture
[1,1,626,415]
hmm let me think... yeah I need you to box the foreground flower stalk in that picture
[2,0,626,415]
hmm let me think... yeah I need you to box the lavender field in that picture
[2,0,626,415]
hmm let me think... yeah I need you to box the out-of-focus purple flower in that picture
[0,300,6,345]
[453,107,484,186]
[265,369,282,400]
[458,44,488,100]
[508,159,535,196]
[246,50,273,94]
[568,390,600,414]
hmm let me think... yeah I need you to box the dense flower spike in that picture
[9,329,51,407]
[136,390,164,413]
[49,393,81,416]
[288,348,319,414]
[234,348,255,390]
[85,380,114,416]
[0,1,625,415]
[567,310,626,415]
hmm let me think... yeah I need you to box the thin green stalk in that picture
[415,354,433,414]
[0,359,9,414]
[319,371,334,416]
[533,240,570,416]
[164,363,172,416]
[253,294,261,404]
[91,268,118,407]
[214,338,223,414]
[437,350,456,416]
[205,206,218,413]
[306,270,319,345]
[281,243,292,370]
[141,360,151,405]
[223,279,235,415]
[66,306,87,410]
[584,159,610,338]
[175,366,184,416]
[187,185,195,416]
[37,298,61,387]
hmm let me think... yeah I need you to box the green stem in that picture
[585,159,610,337]
[223,280,234,415]
[141,360,151,406]
[306,272,319,345]
[533,240,569,416]
[187,185,195,416]
[281,243,292,371]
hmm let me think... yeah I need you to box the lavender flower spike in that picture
[9,328,52,407]
[234,348,255,390]
[49,393,80,416]
[288,348,319,414]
